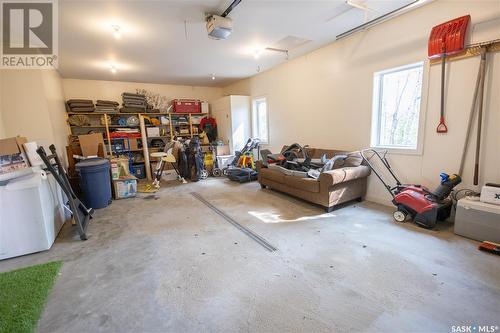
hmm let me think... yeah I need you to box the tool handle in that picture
[436,117,448,133]
[473,163,479,185]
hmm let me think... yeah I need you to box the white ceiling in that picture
[59,0,418,87]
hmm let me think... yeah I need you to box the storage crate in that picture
[172,99,201,113]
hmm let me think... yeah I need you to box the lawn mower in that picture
[361,149,461,229]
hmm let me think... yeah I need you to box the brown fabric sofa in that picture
[257,147,371,212]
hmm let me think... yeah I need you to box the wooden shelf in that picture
[69,125,107,128]
[67,112,207,116]
[169,112,208,116]
[69,125,141,128]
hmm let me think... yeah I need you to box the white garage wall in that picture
[0,70,68,165]
[62,79,224,105]
[0,70,5,138]
[223,0,500,205]
[0,70,67,158]
[41,70,71,157]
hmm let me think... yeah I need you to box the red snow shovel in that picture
[428,15,470,133]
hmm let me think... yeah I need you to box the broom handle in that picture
[474,49,487,185]
[458,51,484,176]
[440,54,446,118]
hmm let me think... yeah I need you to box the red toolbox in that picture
[172,99,201,113]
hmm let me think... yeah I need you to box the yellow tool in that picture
[237,153,255,169]
[143,115,161,126]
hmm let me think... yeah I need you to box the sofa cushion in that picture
[320,165,371,185]
[312,149,341,159]
[343,151,364,167]
[261,167,286,183]
[284,175,320,193]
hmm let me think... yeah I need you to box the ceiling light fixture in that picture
[253,49,263,59]
[211,74,216,80]
[111,25,121,39]
[110,65,117,74]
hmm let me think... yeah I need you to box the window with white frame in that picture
[371,62,424,150]
[252,97,269,144]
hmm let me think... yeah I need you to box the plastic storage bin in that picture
[217,155,235,169]
[454,198,500,243]
[76,158,112,209]
[131,164,146,179]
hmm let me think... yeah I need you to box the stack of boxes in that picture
[110,158,137,199]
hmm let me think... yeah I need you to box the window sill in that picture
[370,146,422,156]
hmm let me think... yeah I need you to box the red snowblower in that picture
[361,149,461,229]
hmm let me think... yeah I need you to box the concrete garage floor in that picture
[1,179,499,333]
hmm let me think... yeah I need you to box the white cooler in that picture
[454,198,500,243]
[0,169,66,260]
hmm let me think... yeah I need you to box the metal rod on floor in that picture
[191,192,278,252]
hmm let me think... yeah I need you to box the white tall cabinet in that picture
[212,95,251,154]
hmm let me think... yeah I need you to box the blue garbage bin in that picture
[76,158,112,209]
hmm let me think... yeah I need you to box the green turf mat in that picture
[0,261,62,333]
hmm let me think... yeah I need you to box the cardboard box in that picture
[110,158,130,180]
[112,175,137,199]
[126,137,140,151]
[0,136,29,174]
[78,133,105,157]
[147,127,160,137]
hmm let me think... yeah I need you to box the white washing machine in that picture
[0,168,66,260]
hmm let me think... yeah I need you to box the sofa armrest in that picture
[319,165,371,188]
[256,160,264,172]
